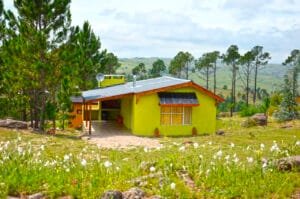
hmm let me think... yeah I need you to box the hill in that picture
[118,57,290,95]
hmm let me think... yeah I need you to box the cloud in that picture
[3,0,300,63]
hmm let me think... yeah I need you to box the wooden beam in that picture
[159,103,199,107]
[88,104,92,135]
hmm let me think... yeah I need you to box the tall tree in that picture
[66,21,102,90]
[195,53,213,89]
[282,49,300,99]
[251,46,271,104]
[210,51,220,94]
[222,45,240,117]
[99,50,120,74]
[169,51,194,79]
[149,59,166,77]
[239,51,255,106]
[132,62,147,79]
[4,0,71,131]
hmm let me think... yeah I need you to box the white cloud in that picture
[3,0,300,62]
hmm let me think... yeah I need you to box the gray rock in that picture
[216,129,225,135]
[277,156,300,171]
[101,190,123,199]
[251,113,267,126]
[28,193,44,199]
[122,188,145,199]
[0,119,28,129]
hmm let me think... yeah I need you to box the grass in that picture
[0,117,300,198]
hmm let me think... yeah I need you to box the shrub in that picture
[239,104,261,117]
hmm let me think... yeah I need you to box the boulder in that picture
[0,119,28,129]
[277,156,300,171]
[28,193,44,199]
[101,190,123,199]
[216,129,225,136]
[251,113,267,126]
[122,188,145,199]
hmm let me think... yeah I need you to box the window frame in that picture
[160,106,192,126]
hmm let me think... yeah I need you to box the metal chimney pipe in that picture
[133,75,136,87]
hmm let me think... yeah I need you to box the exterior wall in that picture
[69,103,83,128]
[120,96,133,129]
[131,87,217,136]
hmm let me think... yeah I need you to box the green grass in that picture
[0,118,300,198]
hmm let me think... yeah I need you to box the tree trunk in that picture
[186,63,189,80]
[231,64,237,117]
[253,64,258,104]
[246,73,249,106]
[214,62,217,94]
[206,67,209,89]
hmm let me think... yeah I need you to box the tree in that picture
[132,62,147,79]
[99,51,120,74]
[149,59,166,77]
[195,53,213,89]
[211,51,220,94]
[282,49,300,99]
[66,21,102,90]
[251,46,271,104]
[222,45,240,116]
[273,74,298,121]
[239,51,255,106]
[169,51,194,79]
[4,0,72,131]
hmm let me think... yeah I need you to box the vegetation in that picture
[0,118,299,198]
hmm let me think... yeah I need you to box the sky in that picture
[4,0,300,63]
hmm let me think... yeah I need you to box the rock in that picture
[251,113,267,126]
[146,196,161,199]
[0,119,28,129]
[241,118,258,128]
[216,129,225,136]
[122,188,145,199]
[280,124,293,129]
[81,136,91,141]
[57,196,73,199]
[28,193,44,199]
[101,190,123,199]
[277,156,300,171]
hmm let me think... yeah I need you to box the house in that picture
[296,96,300,104]
[69,75,224,136]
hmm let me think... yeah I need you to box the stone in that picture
[122,188,145,199]
[251,113,267,126]
[277,156,300,171]
[241,118,258,128]
[216,129,225,136]
[0,119,28,129]
[28,193,44,199]
[100,190,123,199]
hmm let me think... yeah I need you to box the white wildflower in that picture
[260,143,265,150]
[179,146,185,151]
[225,155,230,161]
[296,141,300,146]
[17,146,23,154]
[270,143,280,152]
[199,154,203,159]
[81,159,87,167]
[193,143,199,148]
[216,150,223,158]
[233,157,239,163]
[40,145,45,150]
[144,147,148,152]
[170,163,173,167]
[208,141,212,145]
[206,169,210,175]
[116,166,120,171]
[64,154,70,161]
[170,182,176,190]
[247,157,254,163]
[262,162,268,169]
[65,168,70,172]
[230,143,235,148]
[150,166,156,172]
[104,160,112,168]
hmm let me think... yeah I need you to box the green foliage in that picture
[169,51,193,79]
[149,59,166,77]
[273,74,299,121]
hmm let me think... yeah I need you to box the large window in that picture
[160,106,192,125]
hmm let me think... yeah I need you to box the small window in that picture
[160,106,192,125]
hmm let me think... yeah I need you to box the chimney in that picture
[133,75,136,87]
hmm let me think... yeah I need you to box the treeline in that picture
[133,46,299,118]
[0,0,120,131]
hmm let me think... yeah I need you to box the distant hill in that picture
[118,57,290,94]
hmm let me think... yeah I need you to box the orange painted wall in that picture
[296,96,300,104]
[69,103,83,128]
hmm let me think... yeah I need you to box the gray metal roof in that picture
[82,76,190,101]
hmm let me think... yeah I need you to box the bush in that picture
[239,104,261,117]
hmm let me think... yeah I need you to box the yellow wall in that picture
[99,75,125,88]
[131,87,217,136]
[120,96,133,129]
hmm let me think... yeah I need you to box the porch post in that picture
[88,103,92,135]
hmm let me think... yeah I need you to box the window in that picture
[160,106,192,125]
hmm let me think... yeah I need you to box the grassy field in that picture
[0,118,300,198]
